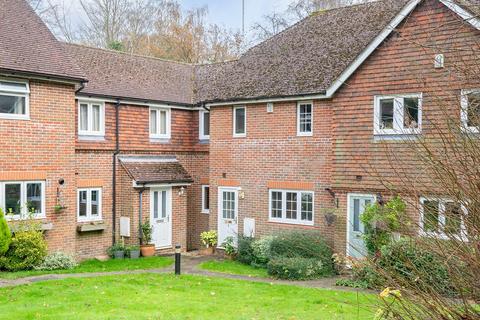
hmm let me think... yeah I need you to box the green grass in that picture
[0,256,173,280]
[0,274,376,319]
[199,259,270,278]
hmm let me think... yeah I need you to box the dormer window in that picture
[0,80,29,120]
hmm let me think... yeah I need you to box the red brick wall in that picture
[0,80,78,255]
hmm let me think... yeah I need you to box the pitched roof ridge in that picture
[64,42,194,67]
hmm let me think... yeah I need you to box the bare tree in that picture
[251,12,290,42]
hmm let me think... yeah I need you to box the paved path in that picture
[0,255,370,294]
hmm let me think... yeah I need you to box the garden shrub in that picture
[0,231,47,271]
[268,230,335,275]
[0,208,11,255]
[251,235,275,267]
[267,256,331,280]
[237,236,255,265]
[34,252,77,271]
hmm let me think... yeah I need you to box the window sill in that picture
[198,139,210,144]
[78,135,106,142]
[0,114,29,120]
[202,210,210,214]
[77,221,106,233]
[9,221,53,232]
[297,132,313,137]
[373,133,420,141]
[419,231,467,241]
[150,138,171,144]
[268,219,314,227]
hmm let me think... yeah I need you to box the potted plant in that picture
[127,245,141,259]
[108,243,126,259]
[222,236,237,260]
[140,222,155,257]
[200,230,217,255]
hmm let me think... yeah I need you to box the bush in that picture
[335,278,370,289]
[34,252,77,271]
[200,230,217,248]
[350,259,384,289]
[0,208,11,255]
[0,231,47,271]
[267,257,331,280]
[251,235,275,267]
[237,236,255,265]
[269,231,334,275]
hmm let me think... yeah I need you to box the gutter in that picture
[112,99,121,245]
[75,81,86,94]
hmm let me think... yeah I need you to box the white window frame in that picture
[77,188,103,222]
[149,106,171,139]
[78,100,105,137]
[297,101,313,136]
[0,79,30,120]
[461,89,480,133]
[374,93,422,135]
[268,189,314,226]
[199,110,210,140]
[419,197,467,241]
[201,185,210,214]
[233,106,246,137]
[1,181,46,220]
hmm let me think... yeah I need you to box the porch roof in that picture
[118,156,193,186]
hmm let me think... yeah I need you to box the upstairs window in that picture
[297,102,313,136]
[269,189,314,226]
[0,80,29,120]
[420,197,466,240]
[78,101,105,137]
[461,90,480,133]
[374,94,422,135]
[1,181,45,220]
[150,107,171,139]
[78,188,102,222]
[199,110,210,140]
[233,106,246,137]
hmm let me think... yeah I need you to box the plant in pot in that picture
[108,243,126,259]
[222,236,237,260]
[200,230,217,255]
[140,222,155,257]
[126,245,141,259]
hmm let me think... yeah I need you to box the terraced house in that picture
[0,0,478,259]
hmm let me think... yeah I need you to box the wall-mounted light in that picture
[178,187,186,196]
[238,187,245,200]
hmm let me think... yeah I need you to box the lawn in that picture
[0,256,173,280]
[199,259,270,278]
[0,274,376,319]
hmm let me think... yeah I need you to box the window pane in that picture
[0,82,27,92]
[153,191,159,219]
[161,191,167,218]
[80,104,89,131]
[159,110,167,135]
[423,200,439,232]
[286,192,297,220]
[404,97,419,129]
[467,93,480,128]
[299,104,312,133]
[79,190,87,217]
[235,108,245,134]
[204,186,210,210]
[444,202,462,235]
[203,112,210,136]
[0,95,25,115]
[380,99,394,129]
[5,184,21,215]
[271,191,283,218]
[27,183,42,215]
[301,193,313,221]
[150,109,157,134]
[92,105,101,132]
[353,199,360,231]
[91,190,99,217]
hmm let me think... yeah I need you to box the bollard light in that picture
[175,244,181,275]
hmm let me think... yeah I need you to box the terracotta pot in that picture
[140,244,156,257]
[199,246,214,255]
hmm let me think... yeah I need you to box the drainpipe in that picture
[112,99,121,245]
[75,81,86,94]
[138,186,146,244]
[201,103,210,112]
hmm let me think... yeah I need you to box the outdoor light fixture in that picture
[238,187,245,200]
[178,187,186,196]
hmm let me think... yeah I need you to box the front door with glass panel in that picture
[347,194,375,258]
[150,188,172,249]
[218,187,238,247]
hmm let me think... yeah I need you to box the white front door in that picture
[150,188,172,249]
[217,187,238,247]
[347,194,375,258]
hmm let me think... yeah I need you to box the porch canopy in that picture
[118,155,193,187]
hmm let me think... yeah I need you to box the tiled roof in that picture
[119,156,193,185]
[455,0,480,17]
[0,0,85,81]
[194,0,410,103]
[64,44,194,105]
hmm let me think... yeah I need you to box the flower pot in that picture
[114,250,125,259]
[140,244,156,257]
[199,246,214,255]
[129,250,141,259]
